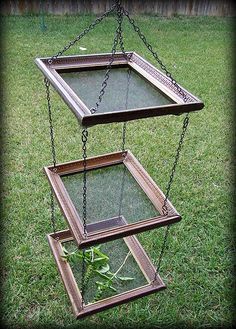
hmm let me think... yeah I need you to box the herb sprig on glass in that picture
[62,245,134,302]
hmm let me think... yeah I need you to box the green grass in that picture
[1,14,234,328]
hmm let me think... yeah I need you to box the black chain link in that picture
[90,1,130,114]
[43,1,128,306]
[153,113,189,281]
[116,5,190,278]
[47,4,116,65]
[45,3,117,307]
[49,188,56,234]
[90,33,118,114]
[120,6,188,103]
[43,0,191,286]
[162,113,190,216]
[117,3,125,55]
[153,225,170,281]
[116,2,132,61]
[44,78,56,168]
[81,248,87,306]
[118,67,131,218]
[121,68,131,152]
[82,128,88,237]
[121,122,127,153]
[81,127,88,306]
[44,77,57,234]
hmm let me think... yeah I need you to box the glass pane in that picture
[62,238,148,304]
[59,67,173,113]
[61,164,159,231]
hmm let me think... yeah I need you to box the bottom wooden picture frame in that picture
[47,229,166,319]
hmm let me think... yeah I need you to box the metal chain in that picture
[82,128,88,237]
[121,68,131,152]
[81,127,88,306]
[120,6,188,102]
[43,2,125,305]
[43,0,191,285]
[49,189,56,234]
[90,1,129,114]
[90,32,118,114]
[115,5,190,278]
[153,225,170,281]
[45,5,117,305]
[47,4,116,65]
[117,2,125,55]
[44,3,117,307]
[44,77,57,234]
[81,248,87,306]
[153,113,190,281]
[44,78,56,168]
[116,1,132,61]
[78,4,123,300]
[118,67,131,218]
[162,113,190,216]
[121,122,127,153]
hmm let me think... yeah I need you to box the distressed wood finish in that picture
[47,229,166,319]
[44,150,181,248]
[35,52,204,126]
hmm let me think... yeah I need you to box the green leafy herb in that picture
[61,245,134,302]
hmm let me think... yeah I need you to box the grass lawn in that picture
[1,13,234,328]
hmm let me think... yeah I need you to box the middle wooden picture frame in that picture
[44,150,181,248]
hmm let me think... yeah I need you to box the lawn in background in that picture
[1,14,234,328]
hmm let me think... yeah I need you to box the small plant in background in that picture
[62,245,134,302]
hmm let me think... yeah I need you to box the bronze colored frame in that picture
[35,52,204,126]
[44,150,181,248]
[47,229,166,319]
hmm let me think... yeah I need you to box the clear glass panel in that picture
[61,164,159,232]
[63,238,148,304]
[59,67,173,113]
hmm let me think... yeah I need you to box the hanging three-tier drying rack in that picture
[35,0,204,319]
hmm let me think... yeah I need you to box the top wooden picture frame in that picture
[35,52,204,127]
